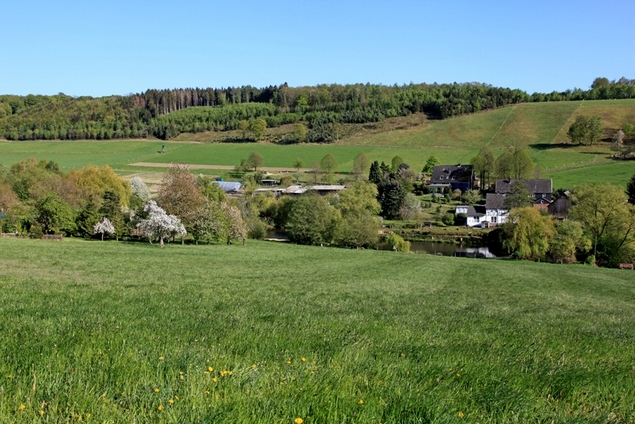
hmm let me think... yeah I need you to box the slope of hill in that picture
[1,99,634,188]
[1,237,635,422]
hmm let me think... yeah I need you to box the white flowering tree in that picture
[130,177,151,203]
[136,201,186,247]
[221,203,248,245]
[93,217,115,241]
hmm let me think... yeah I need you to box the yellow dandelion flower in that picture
[86,414,91,419]
[154,388,160,393]
[168,399,174,404]
[301,357,307,362]
[179,371,184,375]
[78,415,82,421]
[204,371,209,375]
[252,364,257,368]
[458,411,464,418]
[175,396,179,400]
[359,399,364,405]
[18,404,26,411]
[159,356,164,361]
[208,366,213,372]
[212,377,218,383]
[205,391,210,395]
[39,410,45,416]
[457,373,461,377]
[286,360,292,365]
[294,418,304,424]
[158,405,164,411]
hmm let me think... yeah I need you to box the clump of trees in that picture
[567,116,603,144]
[0,160,250,246]
[502,181,635,267]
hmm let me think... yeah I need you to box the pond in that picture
[266,231,505,259]
[409,241,503,259]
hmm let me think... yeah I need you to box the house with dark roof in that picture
[485,193,509,225]
[495,179,553,205]
[455,205,486,227]
[429,164,474,193]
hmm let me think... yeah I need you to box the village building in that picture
[429,164,475,193]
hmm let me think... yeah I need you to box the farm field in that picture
[1,238,635,423]
[1,99,634,188]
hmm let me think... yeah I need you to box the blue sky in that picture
[2,0,633,97]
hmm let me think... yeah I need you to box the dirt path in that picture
[129,162,311,172]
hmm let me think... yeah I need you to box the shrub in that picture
[383,233,411,252]
[442,212,455,226]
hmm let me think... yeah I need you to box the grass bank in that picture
[1,238,634,422]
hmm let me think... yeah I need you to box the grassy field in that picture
[1,238,635,423]
[1,99,634,188]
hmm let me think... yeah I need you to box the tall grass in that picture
[1,238,634,422]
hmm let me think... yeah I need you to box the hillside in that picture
[1,79,634,142]
[1,99,634,188]
[1,237,635,422]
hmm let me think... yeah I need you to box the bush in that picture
[247,219,267,240]
[442,212,455,226]
[382,233,411,252]
[279,175,293,187]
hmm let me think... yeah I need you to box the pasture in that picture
[1,238,635,422]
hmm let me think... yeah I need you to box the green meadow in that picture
[1,99,634,188]
[1,238,635,423]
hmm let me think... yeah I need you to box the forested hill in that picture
[1,78,634,142]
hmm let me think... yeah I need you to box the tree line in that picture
[1,77,633,141]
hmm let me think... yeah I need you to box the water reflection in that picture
[409,241,500,259]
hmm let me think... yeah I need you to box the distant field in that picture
[1,99,634,186]
[1,238,635,422]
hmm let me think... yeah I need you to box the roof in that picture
[430,164,473,183]
[456,205,484,217]
[310,185,346,191]
[495,179,552,194]
[214,181,242,192]
[284,185,346,195]
[486,193,507,209]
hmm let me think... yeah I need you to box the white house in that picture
[485,193,509,225]
[455,205,487,227]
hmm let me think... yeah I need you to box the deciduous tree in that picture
[93,217,115,241]
[503,207,555,260]
[245,152,264,172]
[422,155,440,175]
[320,154,338,183]
[352,152,371,179]
[471,148,495,190]
[570,184,635,265]
[286,194,338,245]
[157,164,205,231]
[250,118,267,141]
[137,201,186,247]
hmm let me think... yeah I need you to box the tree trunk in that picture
[160,237,164,248]
[101,233,104,241]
